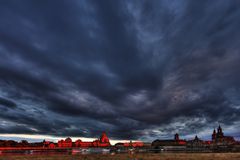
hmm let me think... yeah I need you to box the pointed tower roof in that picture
[213,128,216,133]
[174,133,179,141]
[100,131,110,143]
[194,135,199,140]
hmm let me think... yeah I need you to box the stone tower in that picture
[212,128,216,140]
[217,125,224,138]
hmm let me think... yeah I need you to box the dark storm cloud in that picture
[0,0,240,141]
[0,97,16,109]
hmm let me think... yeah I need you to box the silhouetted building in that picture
[212,125,235,145]
[175,133,179,141]
[151,133,187,151]
[187,135,204,148]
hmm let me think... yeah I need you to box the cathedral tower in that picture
[217,125,224,138]
[212,129,216,140]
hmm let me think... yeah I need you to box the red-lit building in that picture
[57,132,111,148]
[75,139,93,147]
[58,137,72,148]
[115,141,151,148]
[124,141,144,147]
[43,140,56,148]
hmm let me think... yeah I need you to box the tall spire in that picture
[217,124,224,138]
[194,135,199,140]
[218,125,222,133]
[212,128,216,140]
[174,133,179,141]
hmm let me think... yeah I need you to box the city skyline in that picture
[0,0,240,143]
[0,125,238,147]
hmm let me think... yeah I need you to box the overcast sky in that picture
[0,0,240,142]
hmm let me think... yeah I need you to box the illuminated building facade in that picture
[57,132,110,148]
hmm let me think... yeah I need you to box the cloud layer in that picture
[0,0,240,141]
